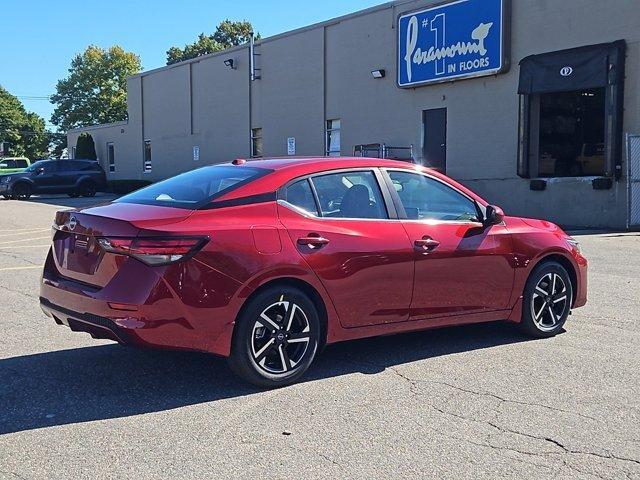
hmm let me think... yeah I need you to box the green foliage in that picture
[166,20,259,65]
[50,46,142,134]
[107,179,153,194]
[0,85,50,159]
[75,133,97,160]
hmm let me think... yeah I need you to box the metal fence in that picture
[628,134,640,228]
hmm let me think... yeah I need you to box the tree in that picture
[75,133,97,160]
[166,20,259,65]
[50,46,142,133]
[0,85,50,159]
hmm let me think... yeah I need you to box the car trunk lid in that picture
[52,203,194,286]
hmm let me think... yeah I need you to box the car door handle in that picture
[297,235,330,249]
[414,237,440,252]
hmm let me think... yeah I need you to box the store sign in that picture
[287,137,296,156]
[398,0,509,87]
[193,145,200,161]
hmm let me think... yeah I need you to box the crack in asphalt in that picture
[334,355,639,478]
[388,366,640,478]
[0,283,38,302]
[0,249,42,267]
[0,470,28,480]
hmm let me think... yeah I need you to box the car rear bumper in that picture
[40,297,138,344]
[39,248,236,356]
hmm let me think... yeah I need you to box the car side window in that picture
[16,160,28,168]
[41,162,58,173]
[0,160,16,169]
[311,170,388,219]
[285,179,319,215]
[388,171,479,222]
[58,161,74,172]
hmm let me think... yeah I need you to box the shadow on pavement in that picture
[0,321,530,435]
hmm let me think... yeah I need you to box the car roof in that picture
[225,156,416,171]
[213,156,487,206]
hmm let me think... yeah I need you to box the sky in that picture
[0,0,385,130]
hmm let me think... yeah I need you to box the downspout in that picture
[248,32,255,157]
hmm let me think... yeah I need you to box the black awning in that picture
[518,41,625,94]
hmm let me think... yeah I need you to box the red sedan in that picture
[40,158,587,387]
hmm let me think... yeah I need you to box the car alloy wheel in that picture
[251,300,311,374]
[11,183,31,200]
[227,286,320,387]
[520,261,573,338]
[530,273,569,332]
[81,183,97,197]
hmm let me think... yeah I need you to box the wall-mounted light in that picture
[224,58,236,70]
[371,69,386,79]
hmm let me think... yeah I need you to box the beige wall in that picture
[68,0,640,228]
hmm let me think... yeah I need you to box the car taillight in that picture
[96,236,208,266]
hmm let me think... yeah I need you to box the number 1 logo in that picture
[430,13,446,76]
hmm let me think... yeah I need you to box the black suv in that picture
[0,159,107,200]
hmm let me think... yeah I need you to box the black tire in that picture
[79,182,97,197]
[11,182,31,200]
[227,285,320,388]
[520,261,573,338]
[2,195,9,200]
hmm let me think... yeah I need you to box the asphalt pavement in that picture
[0,194,638,479]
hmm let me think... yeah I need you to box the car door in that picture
[383,169,514,320]
[32,161,60,192]
[277,169,415,328]
[56,160,80,190]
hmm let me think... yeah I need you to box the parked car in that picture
[0,157,30,174]
[40,157,588,387]
[0,159,107,199]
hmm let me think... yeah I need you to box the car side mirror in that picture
[484,205,504,226]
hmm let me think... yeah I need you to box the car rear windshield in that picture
[115,165,271,209]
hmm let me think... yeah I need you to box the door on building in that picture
[517,41,626,180]
[422,108,447,173]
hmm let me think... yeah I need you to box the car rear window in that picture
[116,165,270,209]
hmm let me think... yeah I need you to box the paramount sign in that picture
[398,0,510,88]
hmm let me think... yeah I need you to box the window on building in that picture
[325,119,341,157]
[107,142,115,173]
[517,41,625,179]
[71,146,76,159]
[387,170,479,222]
[143,140,152,172]
[311,170,387,219]
[251,128,263,158]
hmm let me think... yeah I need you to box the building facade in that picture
[67,0,640,229]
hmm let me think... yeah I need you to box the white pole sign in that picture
[287,137,296,156]
[193,145,200,161]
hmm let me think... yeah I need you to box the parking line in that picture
[0,229,49,238]
[0,227,50,233]
[0,265,42,272]
[0,236,50,245]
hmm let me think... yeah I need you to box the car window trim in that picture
[277,167,399,221]
[381,168,486,224]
